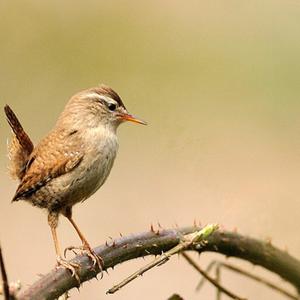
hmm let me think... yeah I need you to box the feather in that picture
[4,105,34,180]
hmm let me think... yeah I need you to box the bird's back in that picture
[11,127,84,207]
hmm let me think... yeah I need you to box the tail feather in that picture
[4,105,34,180]
[4,105,33,154]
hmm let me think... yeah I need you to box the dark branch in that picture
[107,225,218,294]
[16,227,300,300]
[182,252,246,300]
[0,245,10,300]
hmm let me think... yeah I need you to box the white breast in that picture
[68,126,119,205]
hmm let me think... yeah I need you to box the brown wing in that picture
[12,129,83,201]
[4,105,34,180]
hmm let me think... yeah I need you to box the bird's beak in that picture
[120,113,147,125]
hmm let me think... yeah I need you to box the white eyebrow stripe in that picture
[85,93,116,102]
[85,93,103,100]
[84,93,118,107]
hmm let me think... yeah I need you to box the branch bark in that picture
[16,226,300,300]
[107,224,218,294]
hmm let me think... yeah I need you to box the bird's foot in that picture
[64,245,103,275]
[56,256,80,284]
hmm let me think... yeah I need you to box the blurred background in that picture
[1,0,300,299]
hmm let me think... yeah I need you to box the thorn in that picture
[219,224,225,231]
[104,270,109,275]
[174,222,179,228]
[157,221,162,228]
[155,229,160,235]
[195,244,202,250]
[221,237,230,243]
[239,246,246,253]
[150,223,154,232]
[105,241,108,247]
[266,237,272,245]
[112,240,116,247]
[108,236,113,241]
[193,219,197,227]
[198,220,202,227]
[119,232,123,237]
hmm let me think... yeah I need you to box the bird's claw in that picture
[64,245,82,257]
[64,245,103,277]
[56,256,80,284]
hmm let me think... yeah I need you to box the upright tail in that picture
[4,105,34,180]
[4,105,34,153]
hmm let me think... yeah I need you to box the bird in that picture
[4,85,146,279]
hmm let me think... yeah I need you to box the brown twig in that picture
[196,261,217,290]
[182,252,246,300]
[0,245,10,300]
[196,260,298,300]
[216,263,221,300]
[16,226,300,299]
[220,262,299,300]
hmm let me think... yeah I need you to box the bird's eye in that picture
[108,103,117,111]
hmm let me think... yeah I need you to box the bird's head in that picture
[57,85,146,131]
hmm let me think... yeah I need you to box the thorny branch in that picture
[15,226,300,300]
[107,224,218,294]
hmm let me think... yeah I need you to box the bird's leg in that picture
[63,208,103,272]
[48,212,80,283]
